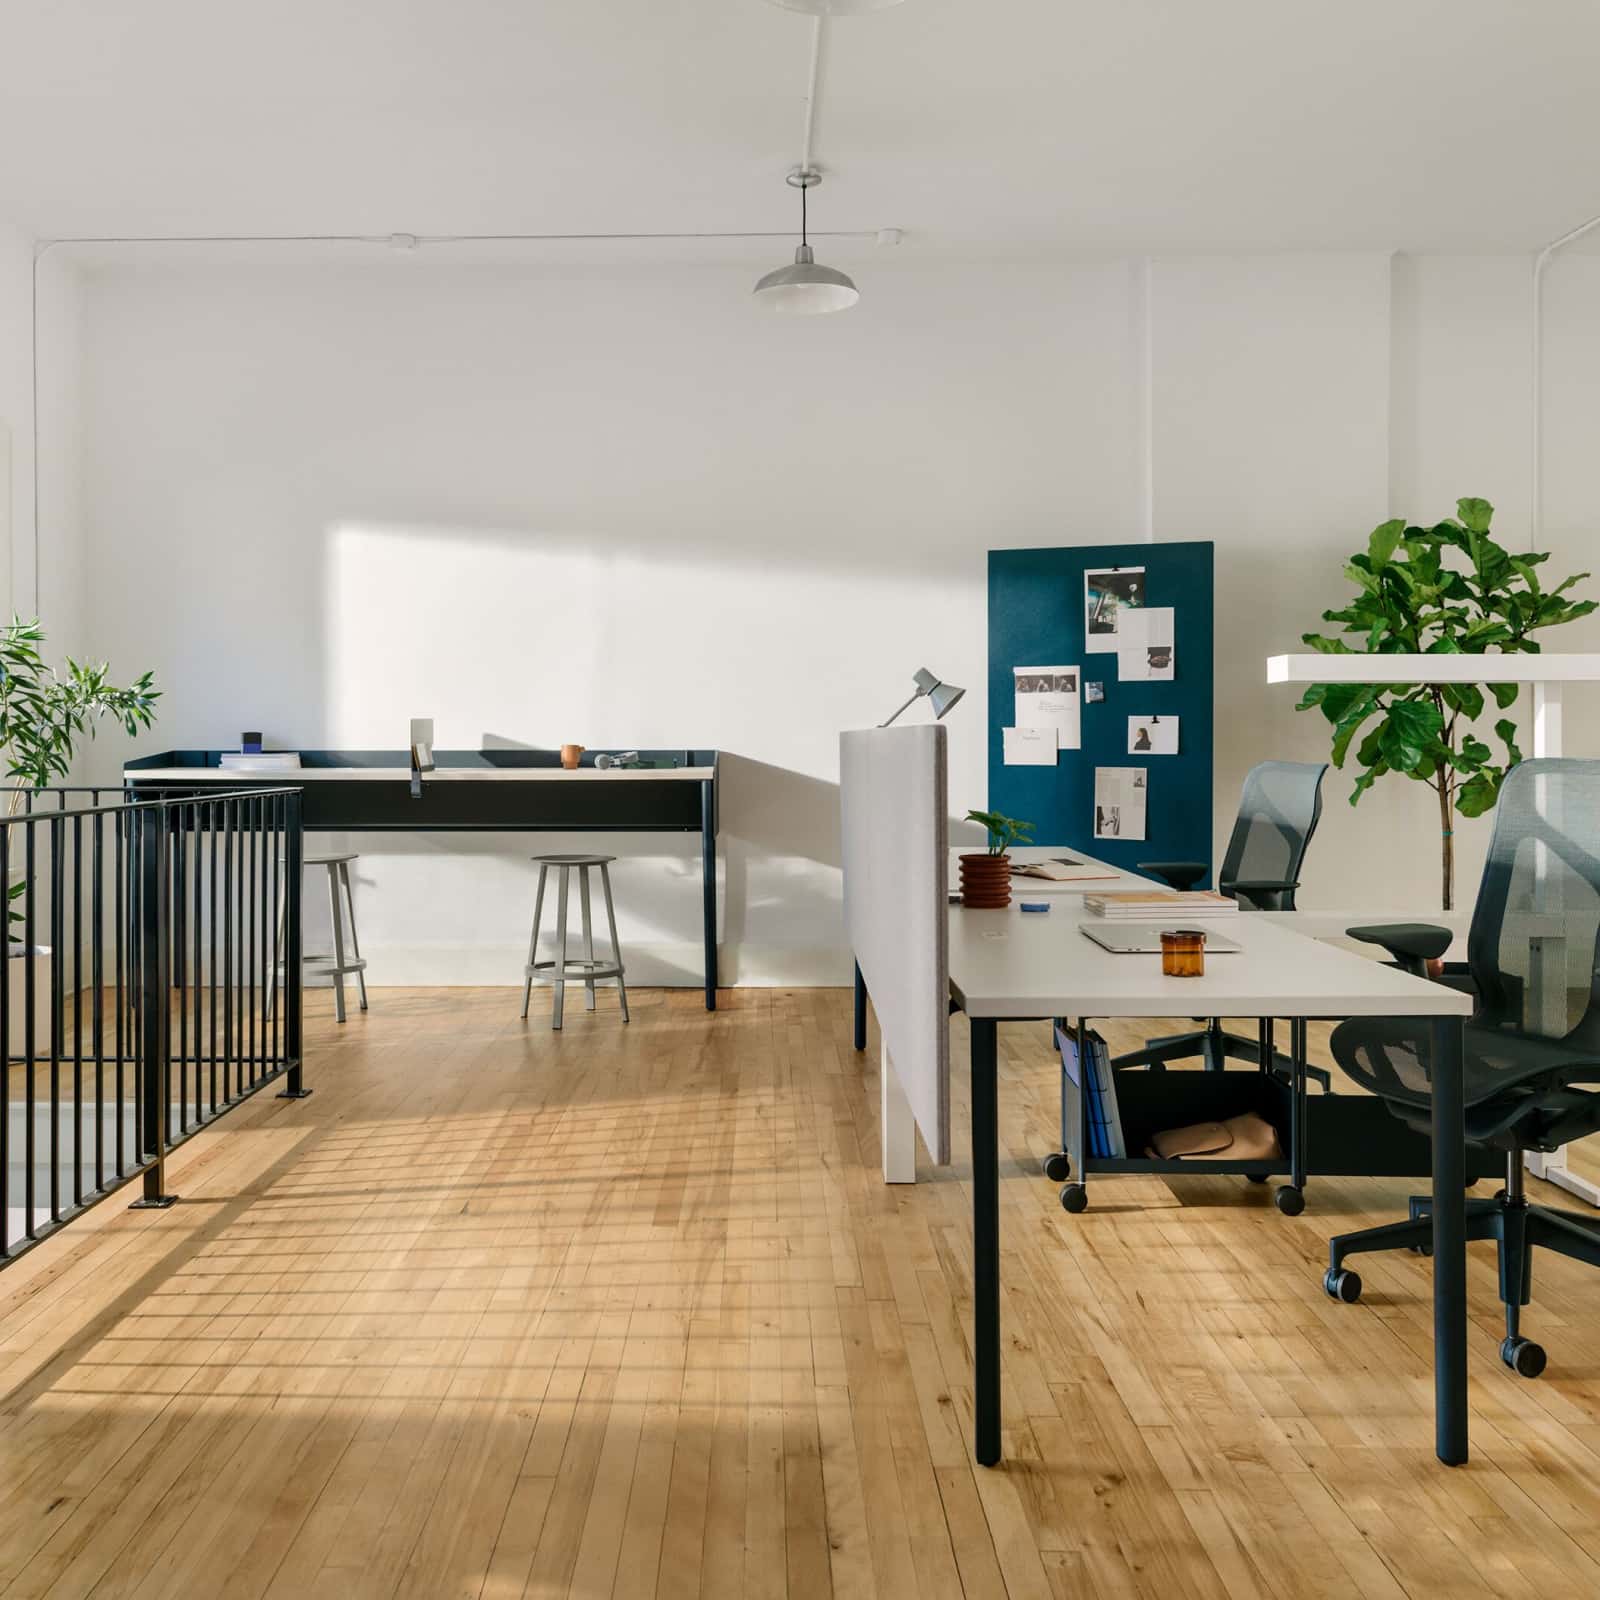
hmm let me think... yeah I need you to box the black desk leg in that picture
[1431,1013,1468,1465]
[1291,1018,1307,1190]
[970,1015,1001,1466]
[853,963,867,1052]
[701,779,717,1011]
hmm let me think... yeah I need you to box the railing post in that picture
[278,790,310,1099]
[131,802,176,1208]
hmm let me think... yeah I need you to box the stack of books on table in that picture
[1081,889,1237,918]
[219,752,302,774]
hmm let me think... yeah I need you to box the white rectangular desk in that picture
[946,904,1476,1469]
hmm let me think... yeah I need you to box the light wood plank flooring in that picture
[2,987,1599,1598]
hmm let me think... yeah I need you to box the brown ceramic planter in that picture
[959,852,1012,909]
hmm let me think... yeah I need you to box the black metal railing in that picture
[1,785,304,1264]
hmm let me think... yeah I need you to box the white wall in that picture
[58,245,1599,984]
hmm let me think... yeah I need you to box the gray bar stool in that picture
[523,854,628,1029]
[272,852,368,1023]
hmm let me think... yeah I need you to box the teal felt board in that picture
[987,541,1214,883]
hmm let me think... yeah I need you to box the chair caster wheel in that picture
[1042,1152,1071,1183]
[1275,1185,1305,1216]
[1323,1267,1362,1303]
[1060,1183,1088,1214]
[1246,1174,1269,1185]
[1501,1336,1546,1378]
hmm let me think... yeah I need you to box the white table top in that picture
[125,766,715,783]
[948,900,1475,1020]
[1267,652,1600,684]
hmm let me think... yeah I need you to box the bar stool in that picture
[522,854,629,1029]
[272,852,368,1023]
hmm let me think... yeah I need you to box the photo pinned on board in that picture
[1128,716,1179,755]
[1084,567,1147,653]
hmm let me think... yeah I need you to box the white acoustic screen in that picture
[840,724,950,1164]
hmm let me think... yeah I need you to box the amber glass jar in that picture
[1160,928,1207,977]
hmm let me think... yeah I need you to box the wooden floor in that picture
[2,988,1600,1599]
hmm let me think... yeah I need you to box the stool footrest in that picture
[526,959,624,983]
[301,955,369,976]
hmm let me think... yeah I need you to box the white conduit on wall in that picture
[1530,210,1600,547]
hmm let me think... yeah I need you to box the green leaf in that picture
[1456,497,1494,535]
[1456,771,1501,817]
[1489,682,1519,709]
[1495,717,1523,766]
[1367,519,1406,568]
[1441,683,1484,720]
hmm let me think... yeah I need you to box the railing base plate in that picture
[128,1195,178,1210]
[276,1088,314,1099]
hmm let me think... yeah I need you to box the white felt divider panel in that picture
[840,724,951,1167]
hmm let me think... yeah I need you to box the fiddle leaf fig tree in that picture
[1297,498,1594,910]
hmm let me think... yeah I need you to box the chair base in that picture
[1325,1154,1600,1372]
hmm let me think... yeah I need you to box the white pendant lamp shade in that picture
[754,167,859,314]
[767,1,907,12]
[753,244,860,314]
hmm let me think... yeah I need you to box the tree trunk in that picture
[1438,781,1455,912]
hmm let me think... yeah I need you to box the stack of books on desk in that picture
[1081,889,1237,918]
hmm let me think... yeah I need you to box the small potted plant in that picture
[0,619,159,1052]
[959,809,1034,909]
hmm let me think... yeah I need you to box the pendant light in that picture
[753,168,860,314]
[766,1,907,12]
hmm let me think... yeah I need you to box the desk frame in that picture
[125,749,722,1010]
[959,1003,1469,1469]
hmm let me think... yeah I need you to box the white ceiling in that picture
[2,0,1599,253]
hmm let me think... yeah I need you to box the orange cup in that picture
[1160,928,1207,977]
[560,744,584,770]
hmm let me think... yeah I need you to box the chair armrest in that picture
[1137,859,1208,891]
[1224,878,1300,911]
[1347,922,1454,975]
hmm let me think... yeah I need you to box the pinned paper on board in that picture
[1084,568,1146,654]
[1094,766,1148,840]
[1116,607,1175,681]
[1128,716,1179,755]
[1003,726,1058,766]
[1013,665,1081,750]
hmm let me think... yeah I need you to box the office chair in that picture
[1321,758,1600,1378]
[1113,759,1330,1086]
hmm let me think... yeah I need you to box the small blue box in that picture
[1020,901,1050,913]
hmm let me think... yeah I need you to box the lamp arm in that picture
[880,690,923,728]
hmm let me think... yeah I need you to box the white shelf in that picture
[1266,653,1600,684]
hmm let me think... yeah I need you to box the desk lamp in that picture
[880,668,965,727]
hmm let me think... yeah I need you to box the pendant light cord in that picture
[801,180,808,248]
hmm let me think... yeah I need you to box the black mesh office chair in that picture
[1113,760,1330,1082]
[1321,758,1600,1378]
